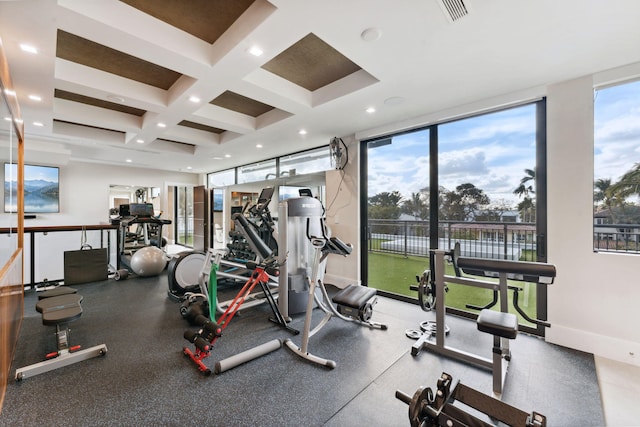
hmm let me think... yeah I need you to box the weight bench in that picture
[15,290,108,381]
[37,286,77,299]
[477,308,518,396]
[332,285,378,323]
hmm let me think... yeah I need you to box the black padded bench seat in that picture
[332,285,377,309]
[477,309,518,339]
[36,294,83,326]
[37,287,78,300]
[15,291,107,381]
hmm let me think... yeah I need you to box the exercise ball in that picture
[130,246,167,277]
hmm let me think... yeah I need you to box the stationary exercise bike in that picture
[182,211,296,375]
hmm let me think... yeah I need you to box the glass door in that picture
[361,100,548,335]
[362,129,431,302]
[175,186,194,247]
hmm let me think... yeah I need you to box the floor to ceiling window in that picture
[593,79,640,254]
[361,100,548,335]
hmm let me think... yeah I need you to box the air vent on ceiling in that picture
[437,0,470,23]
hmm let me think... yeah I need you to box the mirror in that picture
[0,80,18,267]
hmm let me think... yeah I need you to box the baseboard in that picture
[546,324,640,367]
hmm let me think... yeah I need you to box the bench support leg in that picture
[15,343,108,381]
[491,335,514,397]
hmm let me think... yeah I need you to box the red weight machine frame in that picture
[183,259,296,375]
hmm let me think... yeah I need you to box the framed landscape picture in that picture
[4,163,60,213]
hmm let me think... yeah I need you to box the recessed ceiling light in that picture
[248,45,264,57]
[384,96,405,106]
[256,144,263,148]
[188,95,200,103]
[33,121,44,127]
[20,43,38,54]
[157,122,166,128]
[211,156,223,160]
[366,107,376,114]
[224,154,231,158]
[361,28,382,42]
[136,139,144,144]
[28,94,42,102]
[298,129,307,135]
[125,159,132,163]
[186,166,192,170]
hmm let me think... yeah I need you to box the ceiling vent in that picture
[437,0,470,23]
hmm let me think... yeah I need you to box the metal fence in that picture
[368,219,640,259]
[367,219,537,261]
[594,224,640,253]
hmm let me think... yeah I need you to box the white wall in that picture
[546,76,640,366]
[0,160,198,226]
[324,135,360,287]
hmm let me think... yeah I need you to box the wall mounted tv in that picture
[4,163,60,213]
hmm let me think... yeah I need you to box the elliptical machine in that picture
[281,196,387,368]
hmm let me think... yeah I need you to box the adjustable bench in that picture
[15,290,108,381]
[477,309,518,396]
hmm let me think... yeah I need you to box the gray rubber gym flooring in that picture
[1,273,604,426]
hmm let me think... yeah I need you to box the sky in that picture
[594,79,640,183]
[367,80,640,210]
[367,104,537,208]
[4,163,59,183]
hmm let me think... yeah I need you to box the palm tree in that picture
[594,178,618,222]
[517,197,535,222]
[609,163,640,200]
[593,178,618,224]
[514,168,536,222]
[513,168,536,198]
[594,178,612,205]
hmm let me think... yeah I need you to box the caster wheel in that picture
[204,369,212,376]
[100,348,107,356]
[15,373,23,382]
[114,269,129,281]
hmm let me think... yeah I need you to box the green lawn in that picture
[367,251,540,327]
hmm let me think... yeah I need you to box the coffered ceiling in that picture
[1,0,640,174]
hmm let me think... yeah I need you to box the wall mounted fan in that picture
[329,137,348,170]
